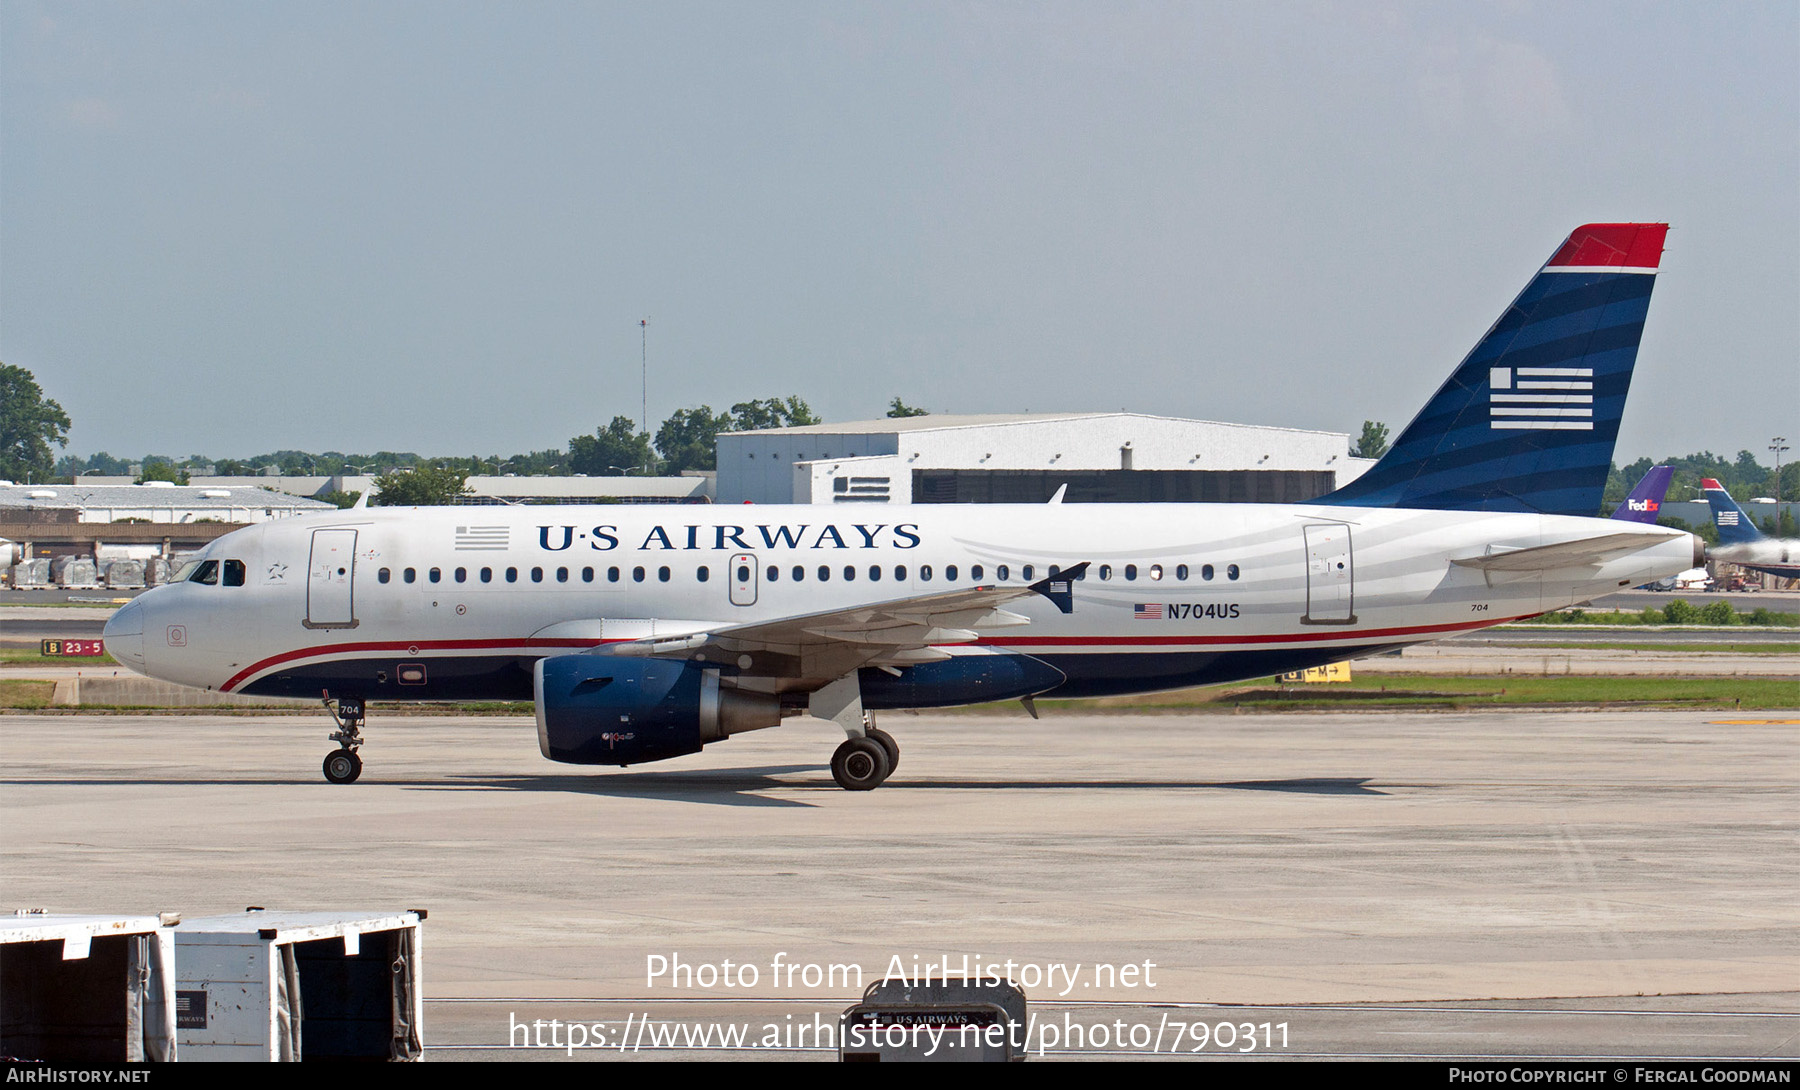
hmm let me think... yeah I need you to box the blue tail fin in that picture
[1701,478,1764,545]
[1610,465,1673,524]
[1315,223,1668,517]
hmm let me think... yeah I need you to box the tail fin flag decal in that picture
[1611,465,1673,524]
[1701,478,1764,546]
[1314,223,1668,517]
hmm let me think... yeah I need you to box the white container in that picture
[173,910,423,1061]
[0,912,178,1062]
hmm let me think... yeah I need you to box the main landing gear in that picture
[830,714,899,791]
[322,696,366,784]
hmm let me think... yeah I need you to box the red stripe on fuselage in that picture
[220,614,1535,692]
[219,637,617,692]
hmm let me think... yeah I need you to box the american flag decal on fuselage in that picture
[454,525,510,551]
[1134,603,1164,620]
[1488,366,1593,431]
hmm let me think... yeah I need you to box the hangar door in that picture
[1302,523,1356,625]
[305,529,360,629]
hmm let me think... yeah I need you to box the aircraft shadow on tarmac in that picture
[3,772,1392,807]
[417,770,1394,804]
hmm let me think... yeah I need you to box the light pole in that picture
[1773,436,1790,524]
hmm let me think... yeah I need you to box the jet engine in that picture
[534,654,781,766]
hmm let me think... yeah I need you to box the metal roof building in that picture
[715,413,1375,505]
[0,482,336,524]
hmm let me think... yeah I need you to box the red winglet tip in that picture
[1547,223,1669,269]
[1700,478,1723,490]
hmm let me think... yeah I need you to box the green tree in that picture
[653,407,728,475]
[887,397,929,418]
[1353,420,1390,459]
[0,364,72,483]
[652,397,821,474]
[728,396,820,431]
[136,457,189,485]
[372,463,471,506]
[568,416,655,476]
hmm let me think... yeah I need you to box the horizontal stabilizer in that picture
[1451,531,1682,572]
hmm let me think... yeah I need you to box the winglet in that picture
[1047,484,1067,504]
[1030,562,1089,614]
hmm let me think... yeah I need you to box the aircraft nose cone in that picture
[103,598,147,670]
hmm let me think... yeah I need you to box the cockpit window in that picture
[223,560,246,587]
[172,560,201,583]
[187,560,219,585]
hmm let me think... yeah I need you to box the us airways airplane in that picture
[1702,478,1800,581]
[104,223,1698,790]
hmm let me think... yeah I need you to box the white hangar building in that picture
[715,413,1375,506]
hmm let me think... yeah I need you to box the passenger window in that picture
[429,567,441,583]
[404,568,417,584]
[697,566,710,582]
[920,565,932,582]
[582,567,594,582]
[1022,565,1034,580]
[658,566,670,582]
[531,567,543,583]
[1176,564,1189,581]
[506,567,518,583]
[767,565,779,582]
[1099,564,1113,581]
[608,567,620,582]
[480,567,493,583]
[1228,564,1241,581]
[997,564,1009,581]
[843,565,855,581]
[817,565,830,582]
[1202,564,1214,581]
[894,565,907,581]
[633,566,645,582]
[1125,564,1137,581]
[868,565,881,582]
[455,567,467,583]
[945,565,958,581]
[378,568,391,584]
[556,567,568,583]
[223,559,246,587]
[971,565,984,581]
[792,565,804,582]
[1149,564,1163,581]
[737,564,751,582]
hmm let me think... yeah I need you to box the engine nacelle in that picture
[534,654,781,766]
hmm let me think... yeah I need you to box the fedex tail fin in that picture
[1701,478,1764,545]
[1611,465,1673,524]
[1315,223,1668,517]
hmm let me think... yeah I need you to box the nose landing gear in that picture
[322,696,366,784]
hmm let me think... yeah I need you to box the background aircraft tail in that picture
[1610,465,1673,524]
[1314,223,1668,517]
[1701,478,1764,545]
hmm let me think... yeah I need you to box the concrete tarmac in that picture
[2,709,1795,1060]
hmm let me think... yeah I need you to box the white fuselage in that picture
[105,502,1697,703]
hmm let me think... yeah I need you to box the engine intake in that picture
[535,655,780,766]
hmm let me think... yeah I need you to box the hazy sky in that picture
[4,2,1795,465]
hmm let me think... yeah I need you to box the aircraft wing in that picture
[1451,532,1683,572]
[604,564,1088,681]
